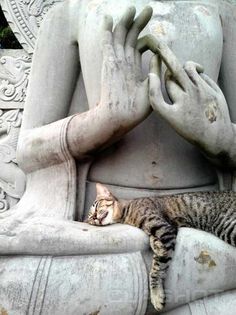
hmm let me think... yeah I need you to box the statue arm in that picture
[18,5,153,168]
[67,7,154,159]
[140,35,236,168]
[21,1,79,130]
[218,0,236,124]
[216,1,236,167]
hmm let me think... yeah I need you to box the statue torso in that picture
[73,0,223,191]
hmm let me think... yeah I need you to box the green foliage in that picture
[0,25,21,49]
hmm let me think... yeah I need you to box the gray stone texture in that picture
[0,0,236,314]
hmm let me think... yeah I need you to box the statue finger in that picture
[125,6,153,64]
[137,35,189,91]
[125,6,153,48]
[101,17,120,98]
[134,41,158,78]
[165,72,183,104]
[184,61,204,86]
[113,7,136,68]
[101,15,114,56]
[200,73,222,94]
[134,49,142,81]
[102,14,113,34]
[149,54,161,77]
[113,7,136,49]
[149,72,171,116]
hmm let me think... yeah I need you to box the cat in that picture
[86,183,236,312]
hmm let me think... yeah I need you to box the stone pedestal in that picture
[1,227,236,315]
[0,253,148,315]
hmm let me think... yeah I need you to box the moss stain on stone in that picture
[0,306,8,315]
[194,250,217,268]
[89,310,100,315]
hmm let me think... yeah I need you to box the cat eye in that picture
[105,200,114,206]
[92,200,99,209]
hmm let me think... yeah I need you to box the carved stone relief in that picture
[1,0,63,53]
[0,188,9,212]
[0,2,63,210]
[0,53,31,107]
[0,109,26,210]
[0,50,29,208]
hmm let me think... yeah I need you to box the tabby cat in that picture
[86,183,236,312]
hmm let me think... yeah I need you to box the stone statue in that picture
[0,0,236,314]
[0,109,25,210]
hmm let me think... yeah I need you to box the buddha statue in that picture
[0,0,236,314]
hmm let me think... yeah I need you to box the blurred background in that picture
[0,5,21,48]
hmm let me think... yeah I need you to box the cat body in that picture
[87,184,236,312]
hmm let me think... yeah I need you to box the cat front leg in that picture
[150,252,166,312]
[149,234,176,311]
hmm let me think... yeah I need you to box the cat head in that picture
[86,183,123,226]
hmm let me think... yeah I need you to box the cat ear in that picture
[96,183,112,198]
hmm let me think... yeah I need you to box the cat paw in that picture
[150,286,165,312]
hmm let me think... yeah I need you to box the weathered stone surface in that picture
[0,252,148,315]
[0,49,31,109]
[0,0,236,314]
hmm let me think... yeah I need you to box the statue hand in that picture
[147,37,234,162]
[99,7,153,129]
